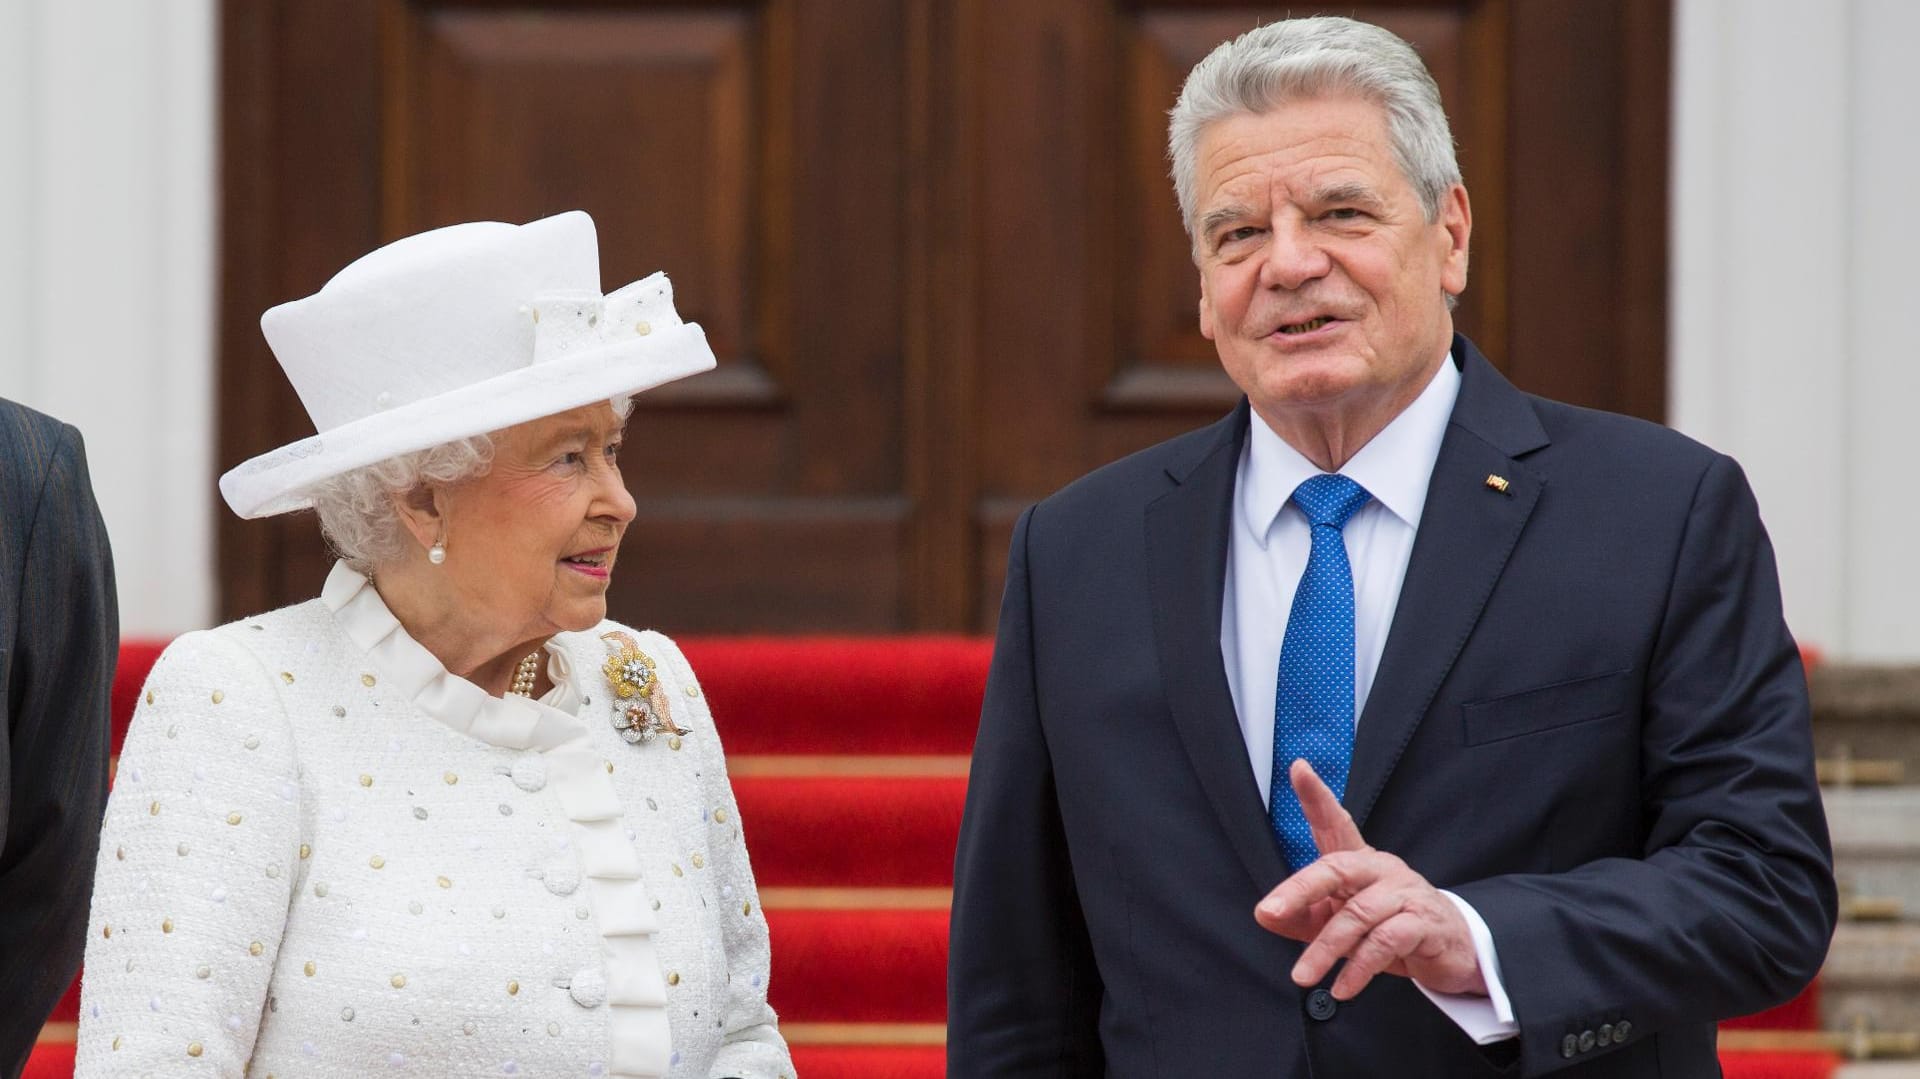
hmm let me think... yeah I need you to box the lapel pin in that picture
[1484,474,1511,495]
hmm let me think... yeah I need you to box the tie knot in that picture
[1291,473,1372,529]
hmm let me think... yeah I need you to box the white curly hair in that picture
[304,396,635,573]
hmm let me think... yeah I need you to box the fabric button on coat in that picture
[568,966,607,1009]
[1304,989,1337,1021]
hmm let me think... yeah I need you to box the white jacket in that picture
[76,563,791,1078]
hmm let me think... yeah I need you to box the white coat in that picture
[76,563,792,1078]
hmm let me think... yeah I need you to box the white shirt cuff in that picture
[1413,891,1520,1044]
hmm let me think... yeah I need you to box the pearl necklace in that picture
[507,651,542,698]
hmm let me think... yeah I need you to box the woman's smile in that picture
[561,545,615,580]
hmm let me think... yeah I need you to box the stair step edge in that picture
[760,887,951,910]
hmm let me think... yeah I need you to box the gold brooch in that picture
[600,631,688,745]
[602,636,656,700]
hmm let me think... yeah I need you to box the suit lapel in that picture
[1144,402,1290,891]
[1345,339,1550,830]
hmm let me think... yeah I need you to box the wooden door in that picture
[951,0,1671,619]
[221,0,927,631]
[219,0,1669,632]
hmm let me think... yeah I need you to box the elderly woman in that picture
[75,212,792,1078]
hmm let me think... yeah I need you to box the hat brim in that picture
[219,323,715,519]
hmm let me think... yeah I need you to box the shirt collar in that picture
[1238,352,1462,548]
[322,560,586,749]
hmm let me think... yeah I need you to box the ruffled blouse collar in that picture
[321,561,588,751]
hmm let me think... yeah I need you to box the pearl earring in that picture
[428,542,446,565]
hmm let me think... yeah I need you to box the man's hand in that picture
[1254,760,1487,1001]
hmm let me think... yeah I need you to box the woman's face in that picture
[433,402,636,643]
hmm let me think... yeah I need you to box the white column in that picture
[0,0,217,636]
[1842,1,1920,661]
[1672,0,1920,661]
[0,5,39,408]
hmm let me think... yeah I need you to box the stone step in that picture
[1823,921,1920,1033]
[1724,1027,1920,1063]
[1790,666,1918,1062]
[1839,1064,1920,1078]
[1824,787,1920,919]
[1812,665,1920,777]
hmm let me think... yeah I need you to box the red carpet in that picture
[1721,1052,1841,1079]
[738,776,967,887]
[18,1042,73,1079]
[791,1046,945,1079]
[767,909,949,1023]
[30,637,1836,1079]
[680,637,991,756]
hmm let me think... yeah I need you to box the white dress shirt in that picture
[1220,354,1519,1043]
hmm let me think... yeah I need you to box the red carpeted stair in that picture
[787,1046,944,1079]
[683,638,982,1074]
[27,637,1836,1078]
[768,910,950,1024]
[736,777,966,887]
[681,638,988,757]
[1721,983,1840,1079]
[18,1043,73,1079]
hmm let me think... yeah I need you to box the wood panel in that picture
[1505,0,1671,418]
[392,8,763,385]
[219,1,390,618]
[219,0,923,631]
[220,0,1670,633]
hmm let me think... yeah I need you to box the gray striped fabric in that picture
[0,397,117,1079]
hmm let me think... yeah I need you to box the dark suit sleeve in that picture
[0,423,117,1079]
[948,506,1105,1078]
[1454,454,1835,1076]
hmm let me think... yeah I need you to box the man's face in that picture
[1193,95,1470,432]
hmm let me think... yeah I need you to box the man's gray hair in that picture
[304,395,635,574]
[1167,16,1461,235]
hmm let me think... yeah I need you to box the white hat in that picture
[219,210,715,518]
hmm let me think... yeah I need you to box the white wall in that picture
[0,0,217,636]
[1673,0,1920,662]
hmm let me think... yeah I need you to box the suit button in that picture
[1579,1030,1596,1053]
[1561,1034,1578,1059]
[1615,1020,1633,1042]
[1597,1023,1614,1047]
[1305,989,1337,1021]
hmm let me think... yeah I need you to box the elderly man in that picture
[948,15,1834,1078]
[0,397,116,1079]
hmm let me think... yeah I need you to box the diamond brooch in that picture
[600,631,689,745]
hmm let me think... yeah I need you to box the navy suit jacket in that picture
[0,398,116,1079]
[949,339,1835,1077]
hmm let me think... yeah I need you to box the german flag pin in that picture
[1484,474,1511,495]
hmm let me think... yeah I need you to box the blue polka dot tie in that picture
[1270,473,1373,872]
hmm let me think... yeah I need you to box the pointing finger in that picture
[1291,759,1367,855]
